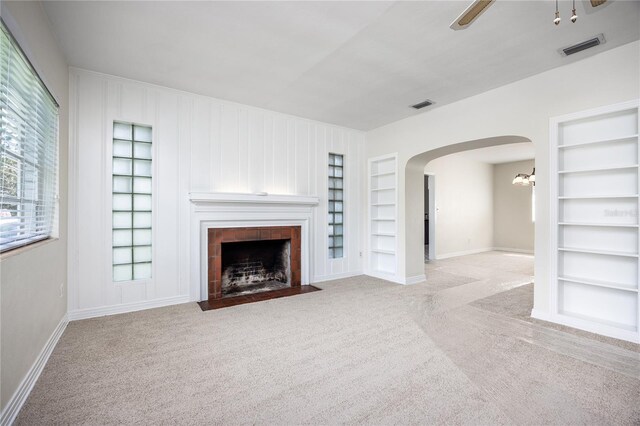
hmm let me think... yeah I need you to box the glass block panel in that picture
[113,247,132,265]
[113,122,132,140]
[133,246,152,263]
[335,155,343,166]
[133,177,152,194]
[335,167,343,178]
[328,153,345,258]
[133,229,152,246]
[133,142,152,159]
[328,213,334,224]
[133,212,152,228]
[113,140,132,157]
[334,190,343,201]
[329,236,334,246]
[133,125,152,142]
[113,121,152,282]
[133,160,152,177]
[113,194,132,211]
[133,194,152,211]
[113,176,132,193]
[334,179,343,189]
[334,247,343,257]
[334,225,343,235]
[328,225,333,235]
[113,264,132,282]
[133,263,152,280]
[335,201,343,212]
[328,248,334,258]
[113,229,132,247]
[113,158,132,175]
[113,212,132,229]
[335,213,343,223]
[329,166,335,177]
[335,236,343,247]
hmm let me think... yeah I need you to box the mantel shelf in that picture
[189,192,319,206]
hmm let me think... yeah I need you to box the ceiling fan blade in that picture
[590,0,607,7]
[450,0,496,31]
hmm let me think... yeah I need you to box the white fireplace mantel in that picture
[189,192,319,208]
[188,192,319,301]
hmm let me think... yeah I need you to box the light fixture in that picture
[571,0,578,23]
[512,168,535,186]
[554,0,561,25]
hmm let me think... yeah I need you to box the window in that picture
[112,122,152,282]
[0,22,59,253]
[328,153,344,259]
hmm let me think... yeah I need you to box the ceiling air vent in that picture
[411,100,433,110]
[560,34,605,57]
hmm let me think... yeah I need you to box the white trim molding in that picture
[0,314,68,426]
[436,247,494,260]
[531,309,640,344]
[492,247,534,255]
[68,295,190,321]
[189,192,320,301]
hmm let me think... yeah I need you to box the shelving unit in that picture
[551,100,640,343]
[368,154,398,279]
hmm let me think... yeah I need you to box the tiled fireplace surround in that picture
[207,226,302,299]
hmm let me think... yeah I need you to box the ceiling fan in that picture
[449,0,610,31]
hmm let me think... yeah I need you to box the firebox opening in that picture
[221,239,291,297]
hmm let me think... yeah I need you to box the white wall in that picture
[493,160,535,253]
[424,156,493,259]
[68,68,365,317]
[0,0,69,418]
[365,40,640,315]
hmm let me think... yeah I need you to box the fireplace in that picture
[208,226,301,300]
[221,239,291,297]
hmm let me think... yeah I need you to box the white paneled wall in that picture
[68,68,365,318]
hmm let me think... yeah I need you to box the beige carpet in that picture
[16,252,640,424]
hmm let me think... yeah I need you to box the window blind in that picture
[0,21,59,252]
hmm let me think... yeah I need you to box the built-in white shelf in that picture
[558,134,638,149]
[558,194,639,200]
[559,276,638,293]
[558,247,639,258]
[559,222,639,228]
[551,100,640,344]
[368,154,398,278]
[371,248,395,255]
[558,164,639,174]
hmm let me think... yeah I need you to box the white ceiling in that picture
[42,1,640,131]
[446,142,536,164]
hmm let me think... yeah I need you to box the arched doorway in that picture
[404,135,533,280]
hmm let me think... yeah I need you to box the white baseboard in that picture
[0,313,68,426]
[530,308,553,322]
[401,274,427,285]
[68,295,190,321]
[312,270,362,284]
[531,309,639,344]
[493,247,534,255]
[436,247,493,260]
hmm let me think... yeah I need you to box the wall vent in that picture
[411,100,433,110]
[560,34,605,56]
